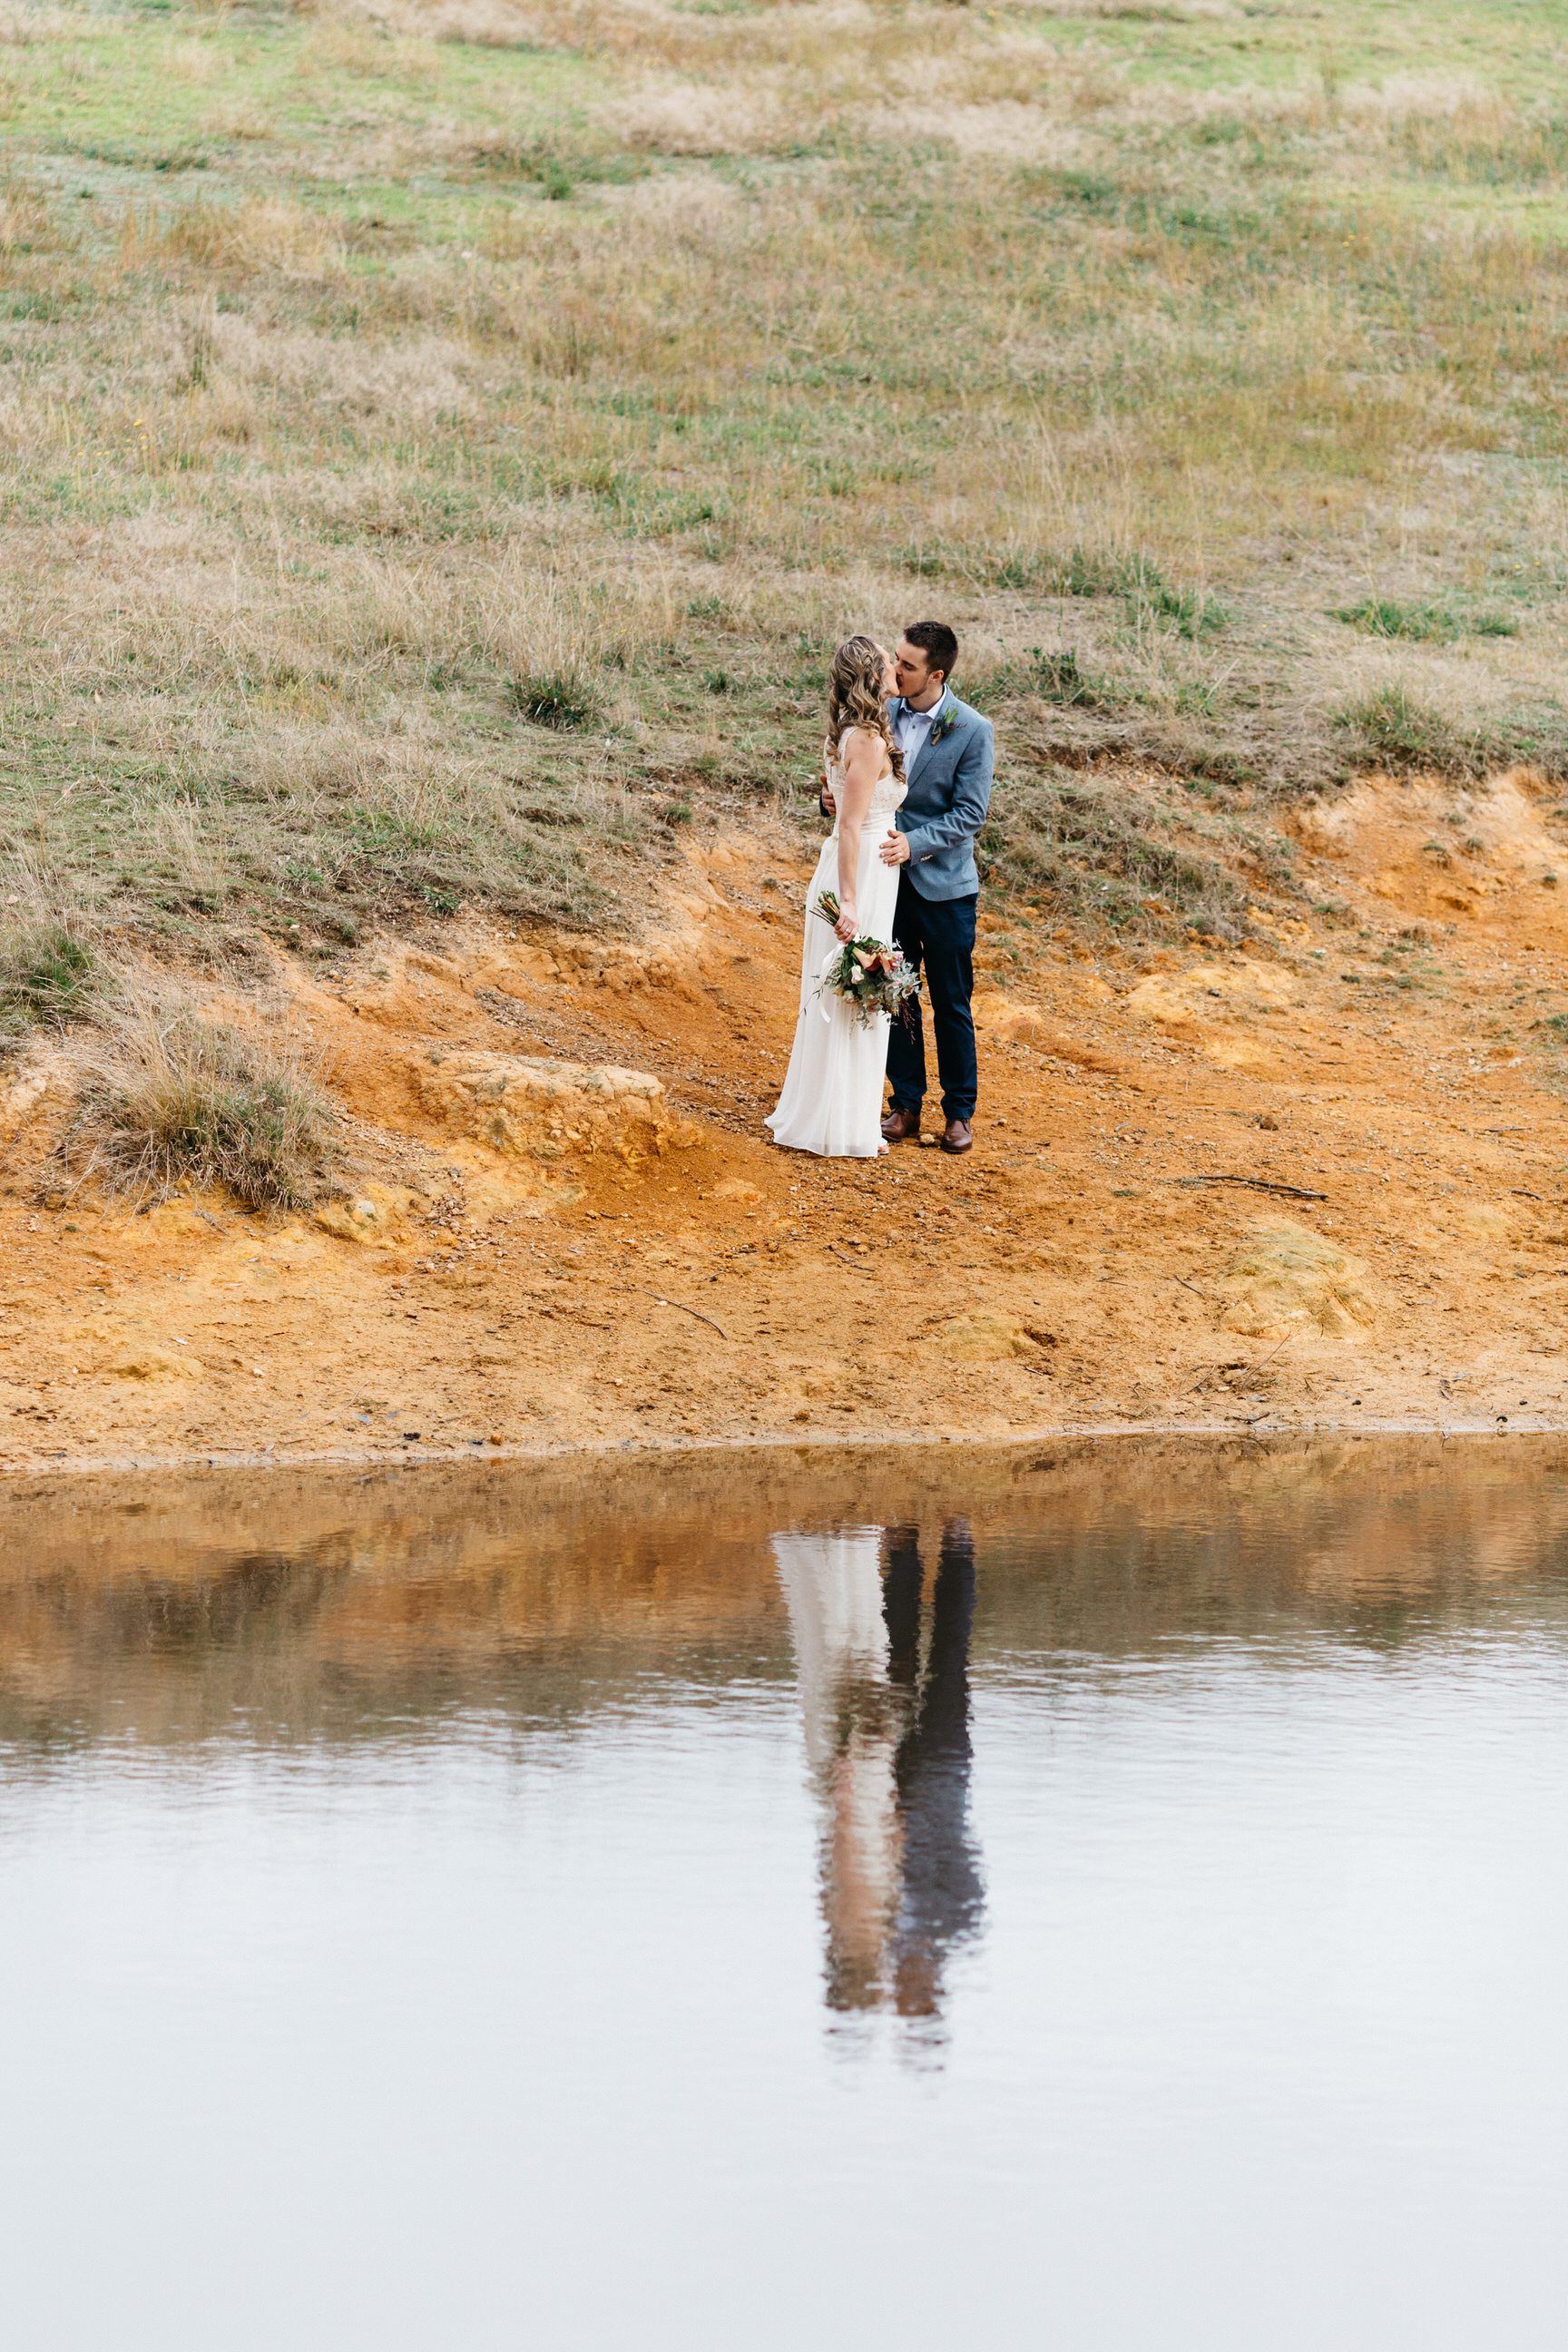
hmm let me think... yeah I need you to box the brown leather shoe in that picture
[940,1118,974,1155]
[881,1108,922,1144]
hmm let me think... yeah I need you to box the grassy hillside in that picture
[4,0,1568,981]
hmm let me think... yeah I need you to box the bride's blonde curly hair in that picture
[826,635,904,781]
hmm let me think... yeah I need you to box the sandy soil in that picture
[6,764,1568,1476]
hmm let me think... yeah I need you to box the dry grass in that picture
[979,766,1269,946]
[64,985,341,1212]
[0,0,1566,992]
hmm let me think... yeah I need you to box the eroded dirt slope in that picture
[6,769,1568,1474]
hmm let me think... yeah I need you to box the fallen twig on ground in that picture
[1183,1329,1294,1396]
[828,1246,877,1276]
[1180,1175,1328,1201]
[631,1285,728,1338]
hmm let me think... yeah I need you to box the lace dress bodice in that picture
[825,737,907,831]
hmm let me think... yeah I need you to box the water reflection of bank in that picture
[3,1438,1568,1764]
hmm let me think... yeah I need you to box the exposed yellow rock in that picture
[1204,1035,1281,1072]
[107,1350,203,1380]
[1456,1202,1515,1240]
[314,1187,414,1248]
[1249,907,1311,939]
[1128,956,1295,1029]
[972,996,1123,1071]
[0,1063,56,1133]
[975,1000,1047,1044]
[411,1054,701,1168]
[933,1310,1045,1362]
[1217,1219,1377,1340]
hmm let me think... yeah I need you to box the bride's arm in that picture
[832,730,881,941]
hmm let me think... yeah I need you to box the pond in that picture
[2,1439,1564,2350]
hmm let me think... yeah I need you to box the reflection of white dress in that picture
[774,1531,902,2006]
[774,1532,891,1779]
[765,740,907,1160]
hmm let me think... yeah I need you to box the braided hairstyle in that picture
[826,635,903,783]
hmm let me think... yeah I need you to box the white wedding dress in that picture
[765,738,907,1159]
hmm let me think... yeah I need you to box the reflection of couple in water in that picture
[774,1520,985,2032]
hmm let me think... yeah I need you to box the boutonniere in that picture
[928,701,960,745]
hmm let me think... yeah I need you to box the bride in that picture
[766,636,907,1160]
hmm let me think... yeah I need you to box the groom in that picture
[819,622,993,1152]
[879,622,994,1156]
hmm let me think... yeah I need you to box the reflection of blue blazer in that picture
[893,691,994,902]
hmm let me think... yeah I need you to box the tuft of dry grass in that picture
[159,197,348,279]
[65,989,341,1213]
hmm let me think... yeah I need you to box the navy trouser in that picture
[885,874,978,1122]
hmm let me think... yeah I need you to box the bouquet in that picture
[810,892,920,1030]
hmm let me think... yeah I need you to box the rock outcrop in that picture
[408,1053,701,1168]
[1218,1220,1378,1340]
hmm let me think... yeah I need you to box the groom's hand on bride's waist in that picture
[879,833,911,865]
[818,775,836,819]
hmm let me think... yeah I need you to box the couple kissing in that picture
[766,622,994,1161]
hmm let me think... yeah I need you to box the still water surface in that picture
[2,1441,1565,2349]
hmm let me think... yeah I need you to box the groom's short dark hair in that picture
[904,621,957,681]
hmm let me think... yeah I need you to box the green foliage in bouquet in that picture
[811,894,921,1030]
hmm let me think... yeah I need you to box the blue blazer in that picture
[893,691,995,902]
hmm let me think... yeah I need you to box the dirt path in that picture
[6,766,1568,1475]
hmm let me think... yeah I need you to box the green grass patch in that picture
[1336,685,1470,771]
[1127,583,1230,639]
[969,648,1125,713]
[506,671,603,730]
[1335,596,1517,642]
[1336,686,1568,780]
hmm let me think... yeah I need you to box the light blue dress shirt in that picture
[894,697,941,773]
